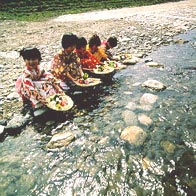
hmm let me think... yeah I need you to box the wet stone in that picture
[122,57,139,65]
[140,93,158,105]
[0,119,7,126]
[122,110,138,126]
[7,92,20,100]
[142,79,166,91]
[125,102,138,110]
[145,61,164,68]
[173,38,189,44]
[138,114,153,126]
[120,126,147,146]
[160,141,175,153]
[46,131,75,149]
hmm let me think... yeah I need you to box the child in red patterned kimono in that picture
[50,33,84,84]
[75,37,100,70]
[15,47,63,108]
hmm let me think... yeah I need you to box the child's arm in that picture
[66,72,78,82]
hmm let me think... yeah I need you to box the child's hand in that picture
[72,78,78,82]
[40,98,47,105]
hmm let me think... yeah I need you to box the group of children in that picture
[16,33,118,109]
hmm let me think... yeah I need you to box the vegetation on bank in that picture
[0,0,180,21]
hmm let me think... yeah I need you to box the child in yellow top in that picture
[87,34,108,62]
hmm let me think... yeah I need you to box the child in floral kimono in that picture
[50,33,84,83]
[15,47,63,108]
[75,37,100,70]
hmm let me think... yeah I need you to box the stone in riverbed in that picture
[138,114,152,126]
[122,57,139,65]
[122,110,138,126]
[7,92,20,100]
[173,38,189,44]
[46,131,75,149]
[120,126,147,146]
[140,93,158,105]
[142,79,166,91]
[145,61,164,68]
[33,107,49,117]
[5,113,31,135]
[160,140,175,153]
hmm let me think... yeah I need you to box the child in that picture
[76,37,100,70]
[15,47,63,108]
[101,36,118,59]
[50,33,84,83]
[87,35,118,62]
[87,34,108,62]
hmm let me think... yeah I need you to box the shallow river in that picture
[0,29,196,196]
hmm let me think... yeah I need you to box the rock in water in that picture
[5,113,31,135]
[138,114,152,126]
[140,93,158,105]
[120,126,147,146]
[142,79,166,91]
[46,131,75,149]
[122,110,138,126]
[123,57,139,65]
[145,62,164,68]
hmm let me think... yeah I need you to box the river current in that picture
[0,29,195,196]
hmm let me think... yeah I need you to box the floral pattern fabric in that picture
[16,66,62,107]
[50,49,81,81]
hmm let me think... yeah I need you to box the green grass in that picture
[0,0,180,21]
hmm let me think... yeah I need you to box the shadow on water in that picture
[32,76,118,134]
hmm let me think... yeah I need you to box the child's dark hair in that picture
[76,37,87,50]
[89,34,101,47]
[62,33,78,49]
[108,36,117,48]
[20,47,42,61]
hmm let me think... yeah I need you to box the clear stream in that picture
[0,29,195,196]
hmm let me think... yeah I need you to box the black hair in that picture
[20,47,42,61]
[76,37,87,50]
[89,34,101,47]
[108,36,117,48]
[61,33,78,49]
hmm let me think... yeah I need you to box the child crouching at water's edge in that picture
[15,47,63,109]
[50,33,84,84]
[76,36,101,70]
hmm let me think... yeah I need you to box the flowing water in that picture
[0,29,196,196]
